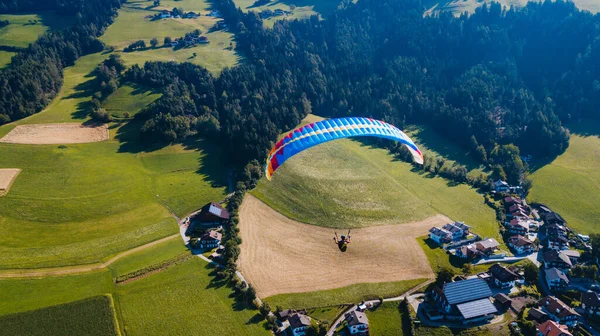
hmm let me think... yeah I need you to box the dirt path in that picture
[0,234,180,278]
[238,195,444,298]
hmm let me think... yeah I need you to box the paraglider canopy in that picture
[265,117,423,180]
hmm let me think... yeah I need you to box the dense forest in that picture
[0,0,124,124]
[127,0,600,173]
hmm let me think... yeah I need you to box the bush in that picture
[91,107,111,123]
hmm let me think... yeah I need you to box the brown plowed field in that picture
[238,195,446,298]
[0,123,108,144]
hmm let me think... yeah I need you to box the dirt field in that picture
[0,169,21,195]
[0,123,109,144]
[238,195,447,298]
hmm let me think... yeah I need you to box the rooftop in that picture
[542,250,573,268]
[345,310,369,326]
[544,267,569,284]
[456,298,498,319]
[537,320,572,336]
[489,263,519,282]
[289,313,311,328]
[443,278,493,305]
[477,238,499,250]
[539,296,579,319]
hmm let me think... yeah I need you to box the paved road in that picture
[326,279,435,336]
[473,252,539,267]
[0,234,181,278]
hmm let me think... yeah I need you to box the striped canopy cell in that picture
[265,117,424,180]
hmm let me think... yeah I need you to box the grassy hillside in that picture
[0,295,119,336]
[102,84,161,119]
[100,1,241,74]
[252,115,498,240]
[529,120,600,235]
[0,51,227,269]
[233,0,343,27]
[425,0,599,17]
[264,278,426,309]
[116,257,268,336]
[107,237,188,277]
[0,12,72,48]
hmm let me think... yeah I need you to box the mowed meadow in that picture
[233,0,344,27]
[253,115,499,240]
[529,120,600,235]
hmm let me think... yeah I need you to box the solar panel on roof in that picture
[443,278,492,305]
[456,298,498,319]
[209,204,222,216]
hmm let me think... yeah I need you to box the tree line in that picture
[0,0,125,125]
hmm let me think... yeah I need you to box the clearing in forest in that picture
[0,169,20,195]
[0,123,109,145]
[237,195,439,298]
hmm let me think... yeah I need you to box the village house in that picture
[197,36,209,44]
[508,235,536,254]
[208,10,222,17]
[197,230,222,249]
[432,278,498,323]
[544,268,569,292]
[183,11,199,18]
[504,196,523,206]
[215,20,227,29]
[429,227,451,244]
[494,180,510,193]
[508,209,530,220]
[561,250,580,265]
[489,263,519,289]
[507,218,529,235]
[509,203,530,215]
[456,243,480,260]
[160,10,171,18]
[538,296,580,327]
[581,291,600,316]
[476,238,500,256]
[528,307,549,323]
[186,202,230,236]
[542,250,573,271]
[288,313,311,336]
[544,212,567,226]
[537,320,573,336]
[547,235,570,251]
[345,310,369,335]
[277,309,294,321]
[443,223,466,240]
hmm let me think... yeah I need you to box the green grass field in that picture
[0,12,72,48]
[116,257,269,336]
[0,295,119,336]
[107,237,188,277]
[0,50,15,68]
[264,278,426,309]
[233,0,343,27]
[252,115,499,242]
[0,50,227,269]
[100,1,241,74]
[366,301,407,336]
[102,84,161,118]
[529,120,600,235]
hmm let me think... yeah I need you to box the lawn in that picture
[529,120,600,235]
[366,301,407,336]
[102,83,161,118]
[0,295,119,336]
[116,257,269,336]
[0,12,73,48]
[252,115,499,242]
[264,278,427,309]
[425,0,600,17]
[0,50,14,68]
[233,0,343,27]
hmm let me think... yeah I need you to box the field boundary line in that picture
[0,233,180,278]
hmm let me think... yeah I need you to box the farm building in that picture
[508,235,536,254]
[288,313,311,336]
[432,278,498,323]
[489,264,519,289]
[345,310,369,335]
[494,180,510,192]
[538,296,580,327]
[186,202,230,236]
[544,268,569,292]
[197,230,222,249]
[537,320,572,336]
[581,292,600,316]
[160,10,171,18]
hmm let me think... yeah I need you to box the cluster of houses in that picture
[170,35,210,48]
[428,221,504,260]
[276,309,368,336]
[158,9,222,20]
[184,202,229,257]
[493,179,523,196]
[259,8,291,19]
